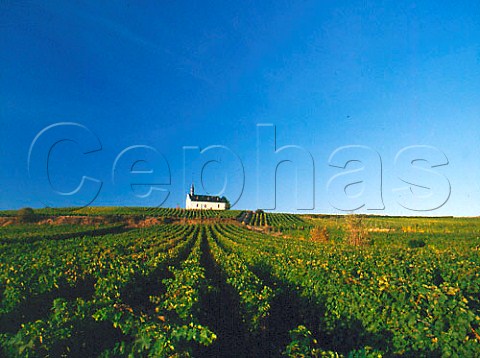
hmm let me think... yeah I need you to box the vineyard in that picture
[237,211,308,230]
[0,211,479,357]
[0,207,242,220]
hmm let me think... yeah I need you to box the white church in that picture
[185,184,228,210]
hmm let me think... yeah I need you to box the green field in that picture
[0,209,479,357]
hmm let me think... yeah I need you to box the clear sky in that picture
[1,1,479,215]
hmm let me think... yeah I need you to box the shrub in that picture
[283,325,341,357]
[344,214,370,246]
[17,207,37,223]
[310,226,329,243]
[284,325,317,357]
[408,239,426,248]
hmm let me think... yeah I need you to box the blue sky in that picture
[1,0,479,215]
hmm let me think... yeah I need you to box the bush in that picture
[310,226,329,243]
[344,214,370,246]
[408,239,426,248]
[284,325,317,357]
[17,207,38,223]
[284,325,341,357]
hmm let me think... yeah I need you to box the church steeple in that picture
[190,183,195,196]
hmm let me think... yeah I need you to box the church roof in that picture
[188,194,228,203]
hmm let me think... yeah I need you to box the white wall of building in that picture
[186,195,226,210]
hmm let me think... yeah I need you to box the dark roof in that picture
[189,194,228,203]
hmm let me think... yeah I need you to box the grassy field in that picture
[0,209,479,357]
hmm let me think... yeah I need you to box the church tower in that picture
[190,183,195,196]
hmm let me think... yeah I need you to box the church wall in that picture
[186,196,226,210]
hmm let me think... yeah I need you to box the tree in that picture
[223,197,231,210]
[17,207,38,223]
